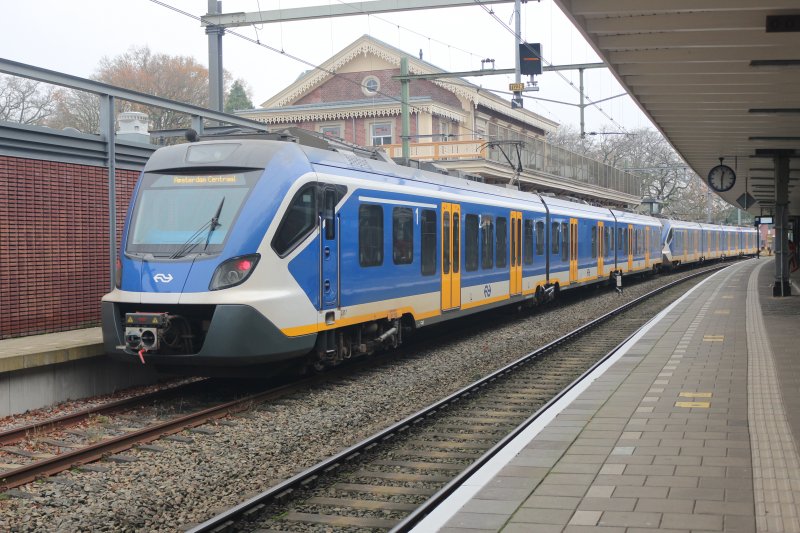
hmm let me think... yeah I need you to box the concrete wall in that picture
[0,355,160,417]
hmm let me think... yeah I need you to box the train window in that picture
[271,184,317,257]
[481,216,494,269]
[536,221,545,256]
[591,226,597,259]
[324,188,336,240]
[561,222,569,261]
[443,214,450,275]
[359,205,384,267]
[392,207,413,265]
[420,210,436,275]
[453,214,460,274]
[496,217,508,268]
[551,222,560,255]
[524,219,534,265]
[617,228,624,251]
[605,227,612,256]
[465,214,479,271]
[510,219,517,267]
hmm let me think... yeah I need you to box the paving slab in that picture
[412,259,800,532]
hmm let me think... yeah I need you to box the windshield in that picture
[126,170,262,256]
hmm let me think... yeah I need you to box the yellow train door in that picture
[441,203,461,311]
[644,227,651,268]
[570,218,579,284]
[510,211,522,295]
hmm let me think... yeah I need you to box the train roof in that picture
[610,209,661,226]
[298,140,553,211]
[538,196,615,220]
[662,219,704,231]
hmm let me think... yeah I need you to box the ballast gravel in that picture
[0,273,701,532]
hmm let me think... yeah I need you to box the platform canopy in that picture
[554,0,800,218]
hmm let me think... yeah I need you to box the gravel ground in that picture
[0,270,709,532]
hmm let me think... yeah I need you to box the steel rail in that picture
[188,263,730,532]
[0,379,206,446]
[0,378,319,490]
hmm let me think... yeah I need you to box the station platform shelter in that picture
[414,257,800,533]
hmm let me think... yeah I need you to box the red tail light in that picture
[209,254,260,290]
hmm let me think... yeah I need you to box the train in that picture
[101,130,757,376]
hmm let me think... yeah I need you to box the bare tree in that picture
[47,45,232,134]
[547,125,747,223]
[0,74,56,125]
[46,89,101,133]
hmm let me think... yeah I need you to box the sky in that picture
[0,0,656,134]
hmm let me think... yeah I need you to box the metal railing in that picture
[383,135,641,198]
[0,57,269,291]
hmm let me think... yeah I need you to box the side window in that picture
[272,184,317,257]
[536,221,545,256]
[392,207,413,265]
[591,225,597,259]
[443,213,451,275]
[496,217,508,268]
[452,213,460,274]
[359,204,383,267]
[465,214,479,271]
[551,222,560,255]
[421,209,437,275]
[617,228,624,251]
[561,221,569,261]
[605,226,612,256]
[524,219,534,265]
[323,188,336,240]
[481,216,494,269]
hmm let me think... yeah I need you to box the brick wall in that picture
[296,115,418,147]
[0,156,139,339]
[297,68,461,109]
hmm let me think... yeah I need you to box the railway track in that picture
[188,263,730,532]
[0,378,320,490]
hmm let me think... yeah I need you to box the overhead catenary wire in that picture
[147,0,554,142]
[472,0,629,135]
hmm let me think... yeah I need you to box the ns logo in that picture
[153,273,174,283]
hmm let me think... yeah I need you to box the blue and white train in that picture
[101,134,757,375]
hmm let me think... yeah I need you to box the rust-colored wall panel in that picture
[0,156,139,339]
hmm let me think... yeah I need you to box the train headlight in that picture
[209,254,260,290]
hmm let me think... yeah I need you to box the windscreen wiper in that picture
[203,197,225,250]
[169,197,225,259]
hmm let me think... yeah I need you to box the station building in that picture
[238,35,641,207]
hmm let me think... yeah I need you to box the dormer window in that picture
[362,76,380,96]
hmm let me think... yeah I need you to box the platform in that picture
[0,328,158,417]
[416,258,800,532]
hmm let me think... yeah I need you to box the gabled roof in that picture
[260,34,558,133]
